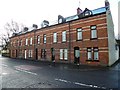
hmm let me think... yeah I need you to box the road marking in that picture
[55,78,107,89]
[2,72,8,75]
[15,68,37,76]
[1,64,8,67]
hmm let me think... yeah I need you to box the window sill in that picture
[53,42,57,44]
[90,38,97,40]
[62,41,66,43]
[86,60,99,62]
[77,39,83,41]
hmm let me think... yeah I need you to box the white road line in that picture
[2,72,8,75]
[1,64,8,67]
[15,68,37,76]
[55,78,107,89]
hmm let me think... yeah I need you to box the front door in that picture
[36,48,38,60]
[74,47,80,64]
[51,48,55,61]
[41,49,46,59]
[16,50,17,58]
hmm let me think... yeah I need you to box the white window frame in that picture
[53,32,57,43]
[77,28,82,40]
[91,25,97,39]
[87,48,92,60]
[64,49,68,60]
[26,38,28,45]
[60,49,63,59]
[43,34,46,44]
[93,48,99,60]
[30,37,32,45]
[37,35,40,44]
[62,31,66,42]
[28,50,32,58]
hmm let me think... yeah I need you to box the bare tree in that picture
[1,20,25,49]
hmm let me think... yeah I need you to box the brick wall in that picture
[9,13,109,66]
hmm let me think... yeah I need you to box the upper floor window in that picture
[77,28,82,40]
[37,35,40,44]
[91,25,97,39]
[62,31,66,42]
[30,37,32,45]
[20,40,22,46]
[53,32,57,43]
[25,38,28,45]
[43,34,46,44]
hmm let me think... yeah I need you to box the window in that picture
[17,40,19,46]
[62,31,66,42]
[37,35,40,44]
[28,50,32,58]
[77,28,82,40]
[87,47,99,61]
[60,49,63,59]
[43,34,46,44]
[93,48,99,60]
[60,49,68,60]
[87,48,92,60]
[91,25,97,39]
[20,40,22,46]
[30,37,32,45]
[25,38,28,45]
[53,32,57,43]
[64,49,68,60]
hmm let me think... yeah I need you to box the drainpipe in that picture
[34,30,36,60]
[68,21,71,63]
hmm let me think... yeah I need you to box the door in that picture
[51,48,55,61]
[25,50,27,59]
[36,48,38,60]
[74,47,80,64]
[16,50,17,58]
[41,49,46,59]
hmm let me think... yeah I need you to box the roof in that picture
[10,7,107,38]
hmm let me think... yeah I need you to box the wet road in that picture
[0,56,120,89]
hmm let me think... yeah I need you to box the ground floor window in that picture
[87,48,92,60]
[93,48,99,60]
[60,49,68,60]
[28,50,32,58]
[87,47,99,61]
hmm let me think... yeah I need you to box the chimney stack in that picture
[77,7,82,15]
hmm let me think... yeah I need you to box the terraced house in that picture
[9,0,119,66]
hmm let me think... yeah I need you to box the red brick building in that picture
[9,2,119,66]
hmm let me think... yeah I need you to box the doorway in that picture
[16,50,17,58]
[51,48,55,61]
[74,47,80,64]
[41,49,46,59]
[36,48,38,60]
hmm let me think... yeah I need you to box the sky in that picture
[0,0,119,43]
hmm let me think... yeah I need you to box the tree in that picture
[1,20,25,49]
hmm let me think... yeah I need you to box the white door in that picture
[25,50,27,59]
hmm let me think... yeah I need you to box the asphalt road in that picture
[0,56,120,89]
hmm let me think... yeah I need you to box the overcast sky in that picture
[0,0,119,39]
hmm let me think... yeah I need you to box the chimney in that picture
[105,0,110,10]
[77,7,82,15]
